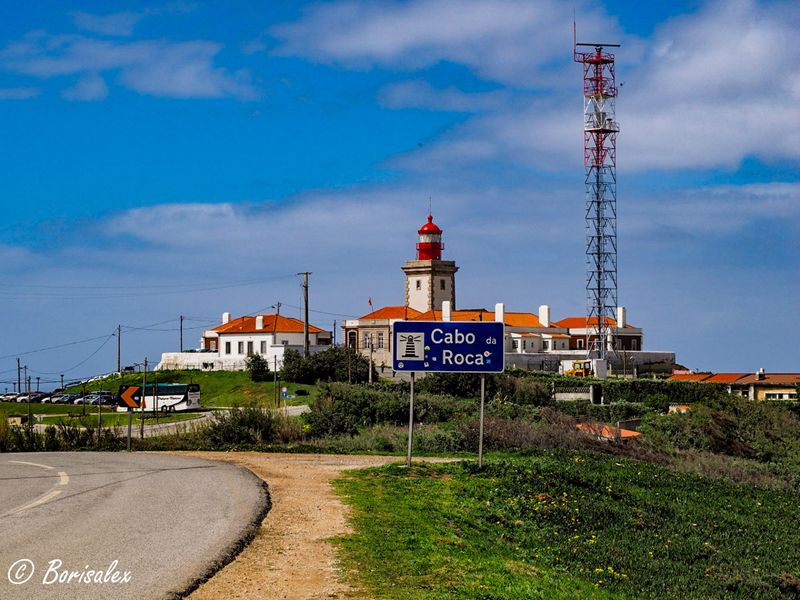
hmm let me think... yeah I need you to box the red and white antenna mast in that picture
[574,25,620,360]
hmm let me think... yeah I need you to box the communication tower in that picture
[574,27,620,359]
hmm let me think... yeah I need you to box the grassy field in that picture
[0,401,89,417]
[65,370,319,408]
[334,452,800,599]
[40,412,203,428]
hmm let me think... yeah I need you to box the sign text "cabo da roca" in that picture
[392,321,504,373]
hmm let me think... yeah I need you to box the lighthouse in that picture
[402,214,459,313]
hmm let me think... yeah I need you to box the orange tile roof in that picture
[734,373,800,386]
[704,373,748,384]
[411,309,543,328]
[213,314,324,335]
[576,422,641,440]
[356,306,422,320]
[555,316,636,329]
[668,373,712,382]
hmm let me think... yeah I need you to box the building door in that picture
[348,331,356,348]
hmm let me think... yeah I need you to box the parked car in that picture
[16,394,30,403]
[0,393,18,401]
[58,394,78,404]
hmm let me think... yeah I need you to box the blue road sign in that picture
[393,321,504,373]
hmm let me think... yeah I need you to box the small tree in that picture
[245,354,270,382]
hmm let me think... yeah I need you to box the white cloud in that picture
[271,0,621,87]
[0,32,258,100]
[0,86,40,99]
[71,11,144,37]
[378,80,508,112]
[62,71,108,101]
[275,0,800,171]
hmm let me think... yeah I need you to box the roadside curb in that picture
[171,461,272,600]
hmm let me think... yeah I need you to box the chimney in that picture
[222,312,231,324]
[616,306,627,328]
[494,302,505,324]
[756,367,765,381]
[442,300,452,322]
[256,315,264,330]
[538,304,550,327]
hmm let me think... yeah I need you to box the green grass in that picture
[0,401,86,417]
[40,412,203,428]
[65,370,319,408]
[334,452,800,599]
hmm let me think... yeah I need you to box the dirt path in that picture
[176,452,437,600]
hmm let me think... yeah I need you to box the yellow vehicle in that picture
[565,360,593,378]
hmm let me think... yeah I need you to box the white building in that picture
[156,312,332,371]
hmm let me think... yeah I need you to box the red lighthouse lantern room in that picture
[416,214,443,260]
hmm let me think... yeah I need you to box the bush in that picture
[245,354,270,382]
[303,383,478,438]
[282,347,376,384]
[639,395,800,465]
[205,407,277,446]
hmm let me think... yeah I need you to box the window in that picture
[416,279,421,290]
[543,340,550,351]
[377,333,385,349]
[210,341,217,351]
[364,333,371,348]
[522,340,527,350]
[225,342,231,355]
[631,339,638,350]
[512,339,519,350]
[348,331,356,348]
[260,341,267,354]
[247,341,253,356]
[440,279,446,290]
[577,338,585,350]
[238,341,244,354]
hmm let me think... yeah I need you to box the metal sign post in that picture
[393,321,504,467]
[117,385,143,451]
[127,409,133,452]
[479,375,486,468]
[407,372,415,467]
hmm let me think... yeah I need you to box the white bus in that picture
[117,383,201,413]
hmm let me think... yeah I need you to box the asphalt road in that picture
[0,452,268,600]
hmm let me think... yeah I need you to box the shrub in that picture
[282,347,376,384]
[205,407,277,446]
[303,383,478,438]
[245,354,270,382]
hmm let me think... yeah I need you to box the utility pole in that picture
[17,358,21,398]
[140,358,147,439]
[297,273,311,357]
[333,320,336,346]
[26,374,32,433]
[36,376,40,392]
[179,315,184,352]
[60,374,64,391]
[117,324,122,375]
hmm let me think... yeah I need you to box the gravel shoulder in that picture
[176,452,449,600]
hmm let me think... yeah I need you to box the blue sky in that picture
[0,0,797,388]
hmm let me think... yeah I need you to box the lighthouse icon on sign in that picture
[398,333,424,360]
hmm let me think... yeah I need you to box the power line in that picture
[27,333,116,375]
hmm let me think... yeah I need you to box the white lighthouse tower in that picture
[402,214,458,313]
